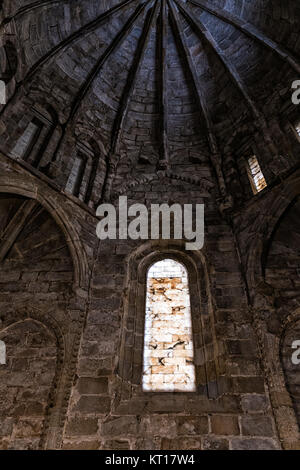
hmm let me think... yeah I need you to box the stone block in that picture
[211,415,240,436]
[63,440,101,450]
[161,437,201,450]
[65,417,99,436]
[103,439,131,450]
[77,377,108,395]
[241,394,268,413]
[102,416,138,437]
[202,437,229,450]
[75,396,111,414]
[241,416,274,437]
[230,438,278,450]
[176,416,209,435]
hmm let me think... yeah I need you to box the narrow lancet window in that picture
[9,106,57,168]
[10,118,43,160]
[247,155,267,194]
[143,259,196,392]
[65,141,100,206]
[65,152,87,197]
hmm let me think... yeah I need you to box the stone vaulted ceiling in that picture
[0,0,300,194]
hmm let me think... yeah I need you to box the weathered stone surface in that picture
[63,440,101,450]
[103,440,131,450]
[140,416,177,438]
[75,397,111,414]
[161,437,201,450]
[241,395,268,413]
[230,438,279,451]
[77,377,108,395]
[241,416,274,437]
[102,416,138,437]
[202,437,229,450]
[65,417,99,437]
[211,415,240,436]
[176,416,209,435]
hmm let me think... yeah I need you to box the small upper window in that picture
[9,106,57,168]
[143,259,196,392]
[65,141,98,205]
[10,118,43,160]
[65,152,87,198]
[247,155,267,194]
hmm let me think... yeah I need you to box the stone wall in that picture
[0,320,57,450]
[62,175,280,451]
[0,146,299,450]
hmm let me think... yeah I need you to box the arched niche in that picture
[0,177,89,289]
[0,318,60,450]
[0,190,87,449]
[263,197,300,442]
[246,177,300,449]
[246,173,300,302]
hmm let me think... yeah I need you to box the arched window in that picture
[143,259,196,392]
[0,339,5,364]
[65,148,88,198]
[65,140,101,207]
[247,155,267,194]
[10,117,43,160]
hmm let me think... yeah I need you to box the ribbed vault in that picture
[0,0,299,201]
